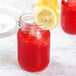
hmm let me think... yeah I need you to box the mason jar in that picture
[61,0,76,34]
[17,12,50,72]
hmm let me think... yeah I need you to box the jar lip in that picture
[19,12,34,22]
[19,12,48,32]
[19,12,35,28]
[63,0,76,2]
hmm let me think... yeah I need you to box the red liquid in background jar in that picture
[61,0,76,34]
[17,23,50,72]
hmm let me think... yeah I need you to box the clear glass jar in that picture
[61,0,76,34]
[17,12,50,72]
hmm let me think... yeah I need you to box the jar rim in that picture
[19,12,47,33]
[19,12,34,26]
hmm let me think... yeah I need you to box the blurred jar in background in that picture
[61,0,76,34]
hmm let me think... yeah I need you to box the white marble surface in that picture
[0,18,76,76]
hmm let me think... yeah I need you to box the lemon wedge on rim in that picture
[34,6,59,30]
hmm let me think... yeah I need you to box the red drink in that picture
[61,0,76,34]
[17,14,50,72]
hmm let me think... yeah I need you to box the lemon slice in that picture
[34,7,59,30]
[37,0,60,11]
